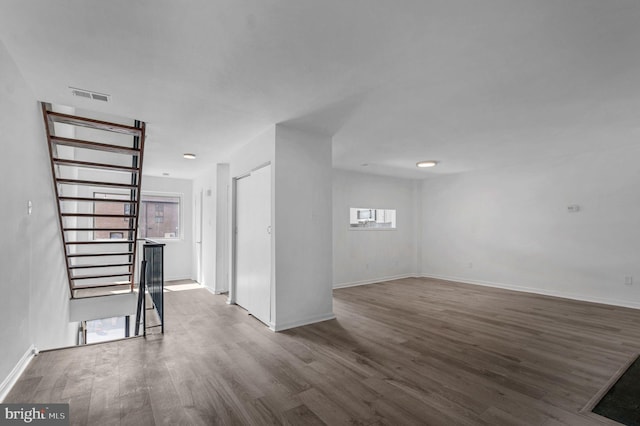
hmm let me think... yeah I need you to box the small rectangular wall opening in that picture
[82,316,132,344]
[349,207,396,229]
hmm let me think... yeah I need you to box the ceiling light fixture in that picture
[183,153,196,160]
[416,160,439,168]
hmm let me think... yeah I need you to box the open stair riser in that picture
[41,103,146,299]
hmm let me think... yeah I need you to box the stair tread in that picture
[51,136,140,155]
[69,263,133,269]
[67,252,133,258]
[64,228,134,232]
[71,272,133,280]
[62,213,135,218]
[48,111,142,136]
[53,158,139,173]
[59,196,135,203]
[56,178,137,189]
[66,240,136,245]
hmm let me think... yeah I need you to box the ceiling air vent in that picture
[91,93,109,102]
[69,87,110,102]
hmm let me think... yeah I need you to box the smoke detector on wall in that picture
[69,87,111,102]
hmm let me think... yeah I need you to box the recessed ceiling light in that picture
[183,153,196,160]
[416,160,439,168]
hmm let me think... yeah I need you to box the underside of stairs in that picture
[41,103,146,299]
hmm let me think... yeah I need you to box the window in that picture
[93,192,131,240]
[93,192,181,240]
[83,316,129,344]
[349,208,397,230]
[139,194,181,239]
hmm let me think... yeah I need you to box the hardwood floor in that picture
[6,277,640,425]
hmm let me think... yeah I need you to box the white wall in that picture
[192,163,230,294]
[273,125,334,330]
[420,146,640,308]
[192,168,216,291]
[141,175,193,281]
[227,125,334,330]
[229,126,276,179]
[333,170,418,288]
[0,41,77,398]
[69,293,137,322]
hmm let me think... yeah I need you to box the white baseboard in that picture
[270,312,337,332]
[204,286,227,295]
[164,275,193,282]
[135,276,193,285]
[421,273,640,310]
[333,273,417,289]
[0,345,35,403]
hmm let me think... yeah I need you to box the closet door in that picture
[234,164,271,325]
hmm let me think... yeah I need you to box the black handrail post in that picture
[134,259,147,336]
[143,270,147,337]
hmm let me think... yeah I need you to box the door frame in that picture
[195,188,203,284]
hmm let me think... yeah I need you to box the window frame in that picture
[92,191,132,241]
[139,191,184,241]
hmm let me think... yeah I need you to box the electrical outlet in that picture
[567,204,580,213]
[625,276,633,286]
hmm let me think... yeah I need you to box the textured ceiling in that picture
[1,0,639,179]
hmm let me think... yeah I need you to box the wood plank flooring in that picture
[6,277,640,425]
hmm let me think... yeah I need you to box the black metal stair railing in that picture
[135,239,165,336]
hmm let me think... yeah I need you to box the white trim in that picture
[164,274,192,282]
[0,345,35,403]
[134,274,195,285]
[204,286,227,295]
[421,273,640,310]
[333,273,417,289]
[140,190,185,241]
[348,227,397,231]
[270,312,336,332]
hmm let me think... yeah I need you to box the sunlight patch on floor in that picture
[164,281,202,292]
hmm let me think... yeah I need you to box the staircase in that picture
[41,103,146,299]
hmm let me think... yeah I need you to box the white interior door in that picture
[235,164,272,325]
